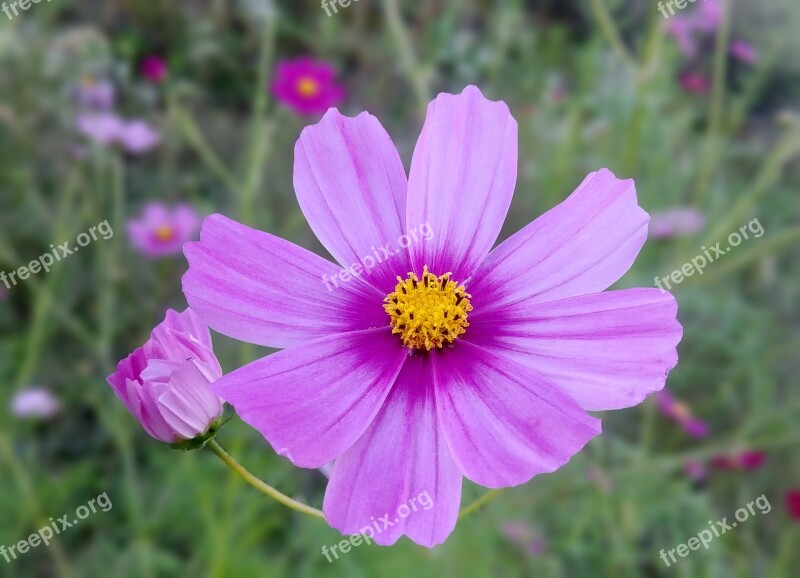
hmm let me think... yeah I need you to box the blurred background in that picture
[1,0,799,576]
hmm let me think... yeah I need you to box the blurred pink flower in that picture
[730,40,758,65]
[128,202,201,258]
[786,489,800,521]
[11,387,61,420]
[140,55,168,83]
[711,450,767,471]
[106,309,224,444]
[680,72,710,94]
[666,0,724,56]
[73,77,115,111]
[77,114,160,154]
[271,57,345,116]
[684,459,708,482]
[649,207,705,239]
[657,390,710,438]
[77,113,124,146]
[117,120,161,154]
[500,521,546,556]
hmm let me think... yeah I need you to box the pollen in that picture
[154,225,175,242]
[384,266,473,351]
[296,77,319,98]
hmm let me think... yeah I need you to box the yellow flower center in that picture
[384,266,473,351]
[296,77,319,98]
[154,225,175,242]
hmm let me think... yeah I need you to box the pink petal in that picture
[210,329,408,468]
[294,110,410,293]
[466,289,682,410]
[468,169,648,311]
[323,355,461,547]
[406,86,517,281]
[156,361,223,439]
[183,214,386,349]
[432,341,601,488]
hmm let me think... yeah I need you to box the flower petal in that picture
[211,329,408,468]
[467,289,682,411]
[468,169,648,311]
[323,354,462,547]
[183,214,386,349]
[433,341,600,488]
[406,86,517,280]
[294,109,410,292]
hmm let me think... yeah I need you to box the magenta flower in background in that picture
[730,40,758,64]
[73,76,115,111]
[649,207,705,239]
[128,202,201,258]
[786,489,800,521]
[140,54,169,83]
[657,390,709,438]
[271,57,345,116]
[711,450,767,471]
[183,86,682,547]
[11,387,61,420]
[680,72,711,94]
[106,309,224,444]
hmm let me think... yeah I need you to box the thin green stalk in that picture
[692,0,732,204]
[588,0,637,68]
[458,489,503,519]
[382,0,430,116]
[207,440,326,520]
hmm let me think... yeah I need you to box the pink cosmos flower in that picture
[182,86,682,547]
[680,72,711,94]
[657,390,709,438]
[117,120,161,154]
[649,207,706,239]
[730,40,758,65]
[73,77,115,111]
[76,114,160,154]
[106,309,224,444]
[666,0,724,56]
[128,202,201,258]
[786,489,800,521]
[140,55,168,83]
[77,113,124,146]
[10,387,61,420]
[711,450,767,471]
[271,57,345,116]
[684,459,708,482]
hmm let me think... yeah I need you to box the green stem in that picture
[458,489,503,519]
[691,0,731,204]
[382,0,430,116]
[207,440,326,521]
[588,0,637,68]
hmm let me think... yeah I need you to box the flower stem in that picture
[458,489,503,519]
[207,440,326,521]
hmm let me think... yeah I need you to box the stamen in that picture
[383,266,473,351]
